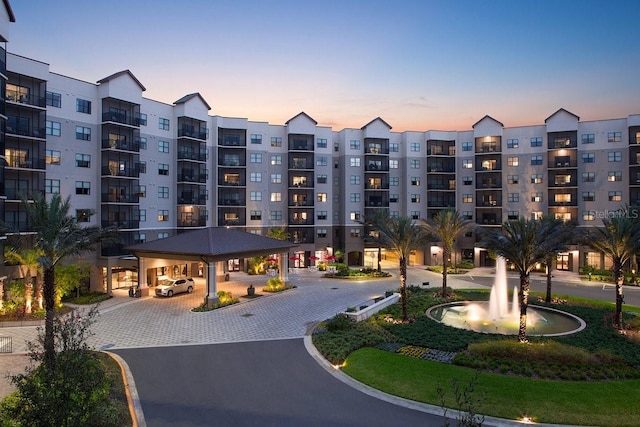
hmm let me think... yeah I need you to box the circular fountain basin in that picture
[427,301,586,336]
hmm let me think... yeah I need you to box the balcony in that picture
[102,138,140,152]
[101,220,140,229]
[180,195,208,205]
[178,127,208,140]
[6,91,46,108]
[180,173,209,184]
[365,200,390,207]
[5,124,45,139]
[101,166,140,178]
[101,193,140,204]
[5,157,45,170]
[178,150,207,161]
[178,217,207,227]
[102,112,140,127]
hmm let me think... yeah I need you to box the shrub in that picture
[325,313,356,332]
[456,260,475,270]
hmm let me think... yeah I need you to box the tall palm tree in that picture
[541,217,577,303]
[2,194,116,368]
[4,248,41,314]
[365,210,429,321]
[421,209,474,297]
[481,217,568,342]
[586,207,640,328]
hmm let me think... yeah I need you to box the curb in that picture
[107,351,146,427]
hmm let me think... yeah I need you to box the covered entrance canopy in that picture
[126,227,298,303]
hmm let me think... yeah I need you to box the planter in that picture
[342,293,400,322]
[247,285,255,296]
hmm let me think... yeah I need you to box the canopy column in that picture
[206,261,219,306]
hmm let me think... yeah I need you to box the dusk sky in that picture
[8,0,640,132]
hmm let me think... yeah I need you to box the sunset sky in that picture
[8,0,640,132]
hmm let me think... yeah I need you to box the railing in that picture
[178,218,208,227]
[101,193,140,203]
[101,139,141,152]
[5,158,46,170]
[102,112,141,127]
[177,151,207,161]
[101,166,140,178]
[6,91,46,108]
[179,196,208,205]
[0,336,12,353]
[178,128,208,140]
[5,124,46,139]
[101,220,140,229]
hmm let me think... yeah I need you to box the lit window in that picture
[462,160,472,169]
[583,211,595,221]
[507,157,519,167]
[607,132,622,143]
[46,150,61,165]
[531,192,543,202]
[462,194,472,203]
[271,192,282,202]
[608,171,622,182]
[389,159,399,169]
[158,210,169,221]
[271,155,282,165]
[411,177,420,186]
[317,193,327,202]
[350,158,361,167]
[271,137,282,147]
[350,211,360,221]
[609,191,622,201]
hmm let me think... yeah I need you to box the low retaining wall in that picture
[341,293,400,322]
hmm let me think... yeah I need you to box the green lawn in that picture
[343,347,640,427]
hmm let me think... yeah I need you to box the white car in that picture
[155,277,195,297]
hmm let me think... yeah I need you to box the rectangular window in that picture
[350,140,360,149]
[508,193,519,202]
[531,174,542,184]
[609,191,622,201]
[462,194,472,203]
[389,177,399,186]
[350,228,361,238]
[46,91,61,107]
[410,159,420,169]
[317,138,328,148]
[389,142,399,152]
[350,175,360,185]
[507,157,519,167]
[389,159,399,169]
[317,211,328,220]
[411,211,420,220]
[410,142,420,152]
[158,186,169,198]
[608,171,622,182]
[531,211,543,220]
[158,232,169,239]
[271,137,282,147]
[158,163,169,175]
[250,191,262,201]
[250,172,262,182]
[317,193,328,202]
[317,229,328,238]
[158,140,170,153]
[389,194,399,203]
[75,153,90,168]
[45,179,60,194]
[350,158,361,167]
[411,194,420,203]
[507,174,518,184]
[250,134,262,144]
[76,209,91,223]
[531,155,543,165]
[608,152,622,162]
[531,137,543,147]
[462,211,472,220]
[75,126,91,141]
[159,117,170,130]
[269,211,282,220]
[507,210,519,220]
[76,98,91,114]
[349,193,360,202]
[137,113,147,126]
[271,192,282,202]
[271,173,282,184]
[250,210,262,221]
[583,192,595,202]
[317,156,328,166]
[158,210,169,221]
[507,139,519,148]
[138,137,147,150]
[582,153,595,163]
[582,133,595,144]
[317,174,327,184]
[462,159,472,169]
[582,172,595,182]
[46,120,61,136]
[271,155,282,165]
[463,176,472,185]
[531,192,543,202]
[411,177,420,186]
[462,142,472,151]
[607,131,622,143]
[138,161,146,174]
[554,193,571,203]
[349,211,360,221]
[75,181,90,195]
[137,185,146,198]
[250,153,262,163]
[583,211,595,221]
[46,150,61,165]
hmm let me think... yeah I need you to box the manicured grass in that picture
[343,347,640,427]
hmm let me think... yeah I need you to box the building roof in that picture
[3,0,15,22]
[126,227,298,262]
[545,108,580,123]
[97,70,146,92]
[286,111,318,125]
[361,117,392,130]
[472,115,504,128]
[174,92,211,110]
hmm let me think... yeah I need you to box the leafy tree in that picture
[4,248,42,314]
[541,217,576,303]
[480,217,569,342]
[421,209,474,297]
[365,210,429,321]
[56,262,92,302]
[267,227,290,241]
[586,206,640,328]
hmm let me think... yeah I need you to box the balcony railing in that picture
[101,220,140,229]
[364,201,390,207]
[178,151,207,161]
[180,195,208,205]
[101,166,140,178]
[102,112,141,127]
[5,158,46,170]
[178,128,208,140]
[6,91,46,108]
[5,124,45,139]
[102,139,141,152]
[178,218,208,227]
[101,193,140,203]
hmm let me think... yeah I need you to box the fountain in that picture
[427,257,585,336]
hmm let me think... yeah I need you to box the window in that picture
[462,142,472,151]
[462,159,472,169]
[271,137,282,147]
[608,171,622,182]
[317,228,328,238]
[507,211,519,220]
[250,134,262,144]
[462,211,473,220]
[349,175,360,185]
[158,140,169,153]
[317,138,328,148]
[158,232,169,239]
[389,177,399,186]
[250,172,262,182]
[350,158,361,167]
[137,113,147,126]
[507,193,519,202]
[531,137,542,147]
[317,193,327,202]
[46,120,61,136]
[268,173,280,184]
[462,194,472,203]
[158,163,169,175]
[582,172,595,182]
[507,157,519,167]
[269,211,282,220]
[410,159,420,169]
[250,191,262,201]
[531,155,543,165]
[250,153,262,163]
[350,140,360,149]
[609,191,622,201]
[411,194,420,203]
[531,211,543,220]
[317,174,327,184]
[389,159,399,169]
[75,153,90,168]
[270,192,282,202]
[317,210,327,220]
[137,185,146,198]
[389,194,399,203]
[138,161,146,174]
[507,139,519,148]
[507,175,518,184]
[271,155,282,165]
[462,176,472,185]
[607,132,622,143]
[76,209,91,223]
[46,91,61,107]
[555,194,571,203]
[411,177,420,186]
[349,193,360,202]
[75,181,90,195]
[608,151,622,162]
[350,228,361,238]
[76,98,91,114]
[389,142,399,152]
[531,174,543,184]
[317,156,328,166]
[582,153,595,163]
[45,179,60,194]
[74,126,90,141]
[531,192,543,202]
[46,150,61,165]
[158,186,169,198]
[582,192,595,202]
[350,211,360,221]
[583,211,595,221]
[410,142,420,152]
[159,117,170,130]
[158,210,169,221]
[582,133,595,144]
[250,210,262,221]
[138,137,147,150]
[411,211,420,220]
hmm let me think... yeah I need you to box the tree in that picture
[480,217,568,342]
[586,206,640,328]
[267,227,290,241]
[365,210,429,321]
[541,217,576,303]
[1,194,116,369]
[4,248,42,314]
[421,209,474,298]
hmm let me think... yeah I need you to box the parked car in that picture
[155,276,195,297]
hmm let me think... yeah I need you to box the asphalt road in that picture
[113,339,447,427]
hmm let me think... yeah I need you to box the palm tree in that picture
[481,217,568,342]
[2,193,116,368]
[421,209,474,297]
[586,207,640,328]
[541,217,577,303]
[365,210,429,321]
[4,248,41,314]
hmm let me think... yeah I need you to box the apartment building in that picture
[2,48,640,290]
